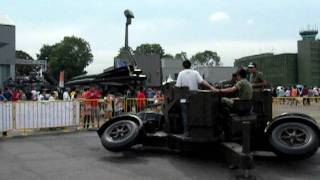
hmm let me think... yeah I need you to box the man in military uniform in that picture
[216,68,253,108]
[247,62,267,89]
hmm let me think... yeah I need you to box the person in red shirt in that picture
[137,87,146,112]
[12,88,21,102]
[89,86,102,127]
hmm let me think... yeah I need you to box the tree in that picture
[15,50,37,76]
[134,43,165,58]
[190,50,221,67]
[40,36,93,81]
[37,45,55,61]
[175,52,188,61]
[162,54,174,59]
[116,46,134,58]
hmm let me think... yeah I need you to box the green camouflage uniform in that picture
[222,79,253,107]
[250,71,264,85]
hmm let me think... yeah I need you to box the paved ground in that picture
[1,132,320,180]
[273,102,320,122]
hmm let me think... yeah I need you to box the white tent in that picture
[162,74,175,85]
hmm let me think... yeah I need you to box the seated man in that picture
[216,68,253,110]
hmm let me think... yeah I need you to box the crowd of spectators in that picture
[274,85,320,105]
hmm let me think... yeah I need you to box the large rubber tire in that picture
[269,122,319,159]
[100,119,140,152]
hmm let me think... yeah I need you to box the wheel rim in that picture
[278,126,311,147]
[104,120,137,143]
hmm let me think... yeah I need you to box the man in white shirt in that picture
[175,60,217,134]
[176,60,215,91]
[63,88,71,101]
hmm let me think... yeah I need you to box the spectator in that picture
[137,87,146,112]
[37,90,46,101]
[63,88,71,101]
[307,87,313,105]
[82,88,92,129]
[49,92,56,101]
[285,88,291,97]
[277,87,285,105]
[25,89,32,100]
[154,90,164,112]
[70,88,77,100]
[12,88,21,102]
[19,90,27,101]
[313,87,319,103]
[146,88,156,99]
[89,86,102,127]
[313,87,319,97]
[105,94,114,120]
[31,88,38,101]
[114,95,124,116]
[3,87,12,101]
[301,85,309,105]
[45,90,50,100]
[290,86,299,106]
[0,90,7,102]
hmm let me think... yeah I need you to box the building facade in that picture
[234,30,320,87]
[0,16,15,88]
[298,30,320,86]
[161,58,182,81]
[195,66,237,83]
[234,53,298,86]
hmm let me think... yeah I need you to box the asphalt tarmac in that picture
[1,132,320,180]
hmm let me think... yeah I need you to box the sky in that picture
[1,0,320,74]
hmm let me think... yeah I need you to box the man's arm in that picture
[252,80,267,88]
[219,86,237,93]
[201,80,219,91]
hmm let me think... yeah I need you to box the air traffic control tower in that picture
[298,29,320,86]
[0,15,15,88]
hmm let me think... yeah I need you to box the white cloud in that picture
[209,12,230,22]
[84,49,116,74]
[247,19,254,25]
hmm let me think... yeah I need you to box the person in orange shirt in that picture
[290,86,299,105]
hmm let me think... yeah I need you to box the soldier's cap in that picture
[248,62,256,68]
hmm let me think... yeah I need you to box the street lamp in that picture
[124,9,134,49]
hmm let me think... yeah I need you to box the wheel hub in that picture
[280,127,310,147]
[110,125,130,140]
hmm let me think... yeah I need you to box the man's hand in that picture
[210,87,219,93]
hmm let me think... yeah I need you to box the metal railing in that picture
[78,98,164,129]
[273,97,320,105]
[1,96,319,136]
[1,101,80,136]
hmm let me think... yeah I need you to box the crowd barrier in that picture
[0,103,13,133]
[0,101,80,134]
[77,98,163,129]
[1,96,318,135]
[273,97,320,105]
[15,101,80,130]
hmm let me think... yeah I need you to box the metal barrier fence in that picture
[0,98,164,135]
[15,101,80,130]
[273,97,320,105]
[1,97,319,135]
[0,103,13,133]
[78,98,164,129]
